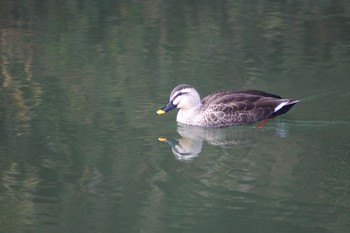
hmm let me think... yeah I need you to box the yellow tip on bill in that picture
[158,137,167,142]
[157,109,166,115]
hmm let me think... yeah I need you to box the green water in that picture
[0,1,349,233]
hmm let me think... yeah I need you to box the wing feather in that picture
[200,90,289,127]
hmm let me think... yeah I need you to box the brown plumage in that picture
[157,84,299,128]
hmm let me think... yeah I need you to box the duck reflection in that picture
[158,128,203,161]
[159,125,281,161]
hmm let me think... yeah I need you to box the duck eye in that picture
[172,92,188,105]
[172,91,186,100]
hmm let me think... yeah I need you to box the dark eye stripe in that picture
[172,91,187,101]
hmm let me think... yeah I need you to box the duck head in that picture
[157,84,201,115]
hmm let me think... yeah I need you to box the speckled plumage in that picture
[157,84,299,128]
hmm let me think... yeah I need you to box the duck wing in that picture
[201,91,298,127]
[201,89,281,105]
[230,90,282,99]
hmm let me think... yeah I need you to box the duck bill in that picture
[157,101,177,115]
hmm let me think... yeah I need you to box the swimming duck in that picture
[157,84,299,128]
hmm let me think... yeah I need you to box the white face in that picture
[170,88,201,109]
[171,88,190,106]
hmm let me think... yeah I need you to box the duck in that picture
[156,84,299,128]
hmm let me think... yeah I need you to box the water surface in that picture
[0,1,350,233]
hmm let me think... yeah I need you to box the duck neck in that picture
[176,105,201,126]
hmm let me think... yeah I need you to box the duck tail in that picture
[270,99,300,118]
